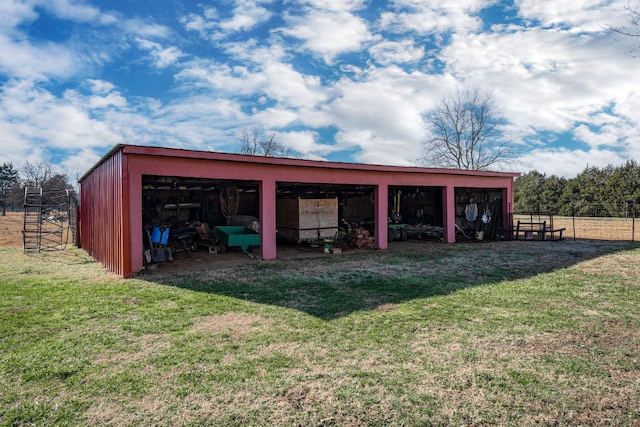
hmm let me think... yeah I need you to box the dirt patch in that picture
[0,212,73,248]
[376,303,400,311]
[83,401,124,426]
[0,212,23,246]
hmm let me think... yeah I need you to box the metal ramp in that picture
[23,187,71,253]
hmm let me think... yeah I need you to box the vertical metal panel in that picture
[259,179,277,260]
[124,158,145,275]
[374,184,388,249]
[80,149,125,276]
[442,185,456,243]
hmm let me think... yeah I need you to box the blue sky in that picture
[1,0,639,179]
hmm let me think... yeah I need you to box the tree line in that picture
[514,160,640,217]
[0,161,76,216]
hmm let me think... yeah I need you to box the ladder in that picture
[23,187,42,253]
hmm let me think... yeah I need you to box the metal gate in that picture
[22,187,72,253]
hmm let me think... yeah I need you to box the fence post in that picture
[571,204,576,241]
[632,201,636,243]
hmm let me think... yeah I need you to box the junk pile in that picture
[348,226,374,249]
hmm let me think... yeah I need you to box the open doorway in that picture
[141,175,260,260]
[387,186,444,242]
[454,187,504,240]
[275,182,376,252]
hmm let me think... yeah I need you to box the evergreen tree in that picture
[604,160,640,217]
[0,162,20,215]
[559,178,580,216]
[516,162,640,218]
[539,175,567,215]
[514,170,546,213]
[573,166,610,216]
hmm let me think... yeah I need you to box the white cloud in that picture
[0,79,244,175]
[612,90,640,125]
[334,129,416,166]
[282,9,376,63]
[0,0,113,84]
[180,11,214,37]
[0,80,125,177]
[86,79,116,95]
[175,44,326,111]
[0,36,82,81]
[570,91,640,156]
[369,39,425,65]
[277,130,335,159]
[180,1,273,40]
[252,108,299,128]
[37,0,101,22]
[122,18,171,38]
[573,123,618,149]
[65,83,128,110]
[441,25,639,143]
[220,0,273,32]
[0,1,175,84]
[60,147,104,181]
[296,0,368,12]
[516,147,627,178]
[515,0,622,32]
[0,0,38,31]
[175,60,266,96]
[322,66,442,163]
[222,39,287,64]
[136,39,186,68]
[380,0,488,35]
[262,62,327,108]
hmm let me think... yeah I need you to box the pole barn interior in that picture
[79,145,519,277]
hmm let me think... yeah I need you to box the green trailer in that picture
[214,226,261,257]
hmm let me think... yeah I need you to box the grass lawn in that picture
[1,240,639,426]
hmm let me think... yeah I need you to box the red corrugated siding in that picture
[80,149,126,276]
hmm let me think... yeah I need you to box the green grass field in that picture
[1,240,639,426]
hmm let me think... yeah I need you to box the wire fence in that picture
[513,204,639,242]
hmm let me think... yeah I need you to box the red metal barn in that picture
[79,145,519,277]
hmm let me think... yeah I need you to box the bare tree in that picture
[236,124,294,158]
[21,160,75,199]
[419,87,513,171]
[609,1,640,56]
[21,160,56,188]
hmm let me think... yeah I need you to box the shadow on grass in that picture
[143,240,640,320]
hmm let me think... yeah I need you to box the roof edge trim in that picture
[80,144,521,182]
